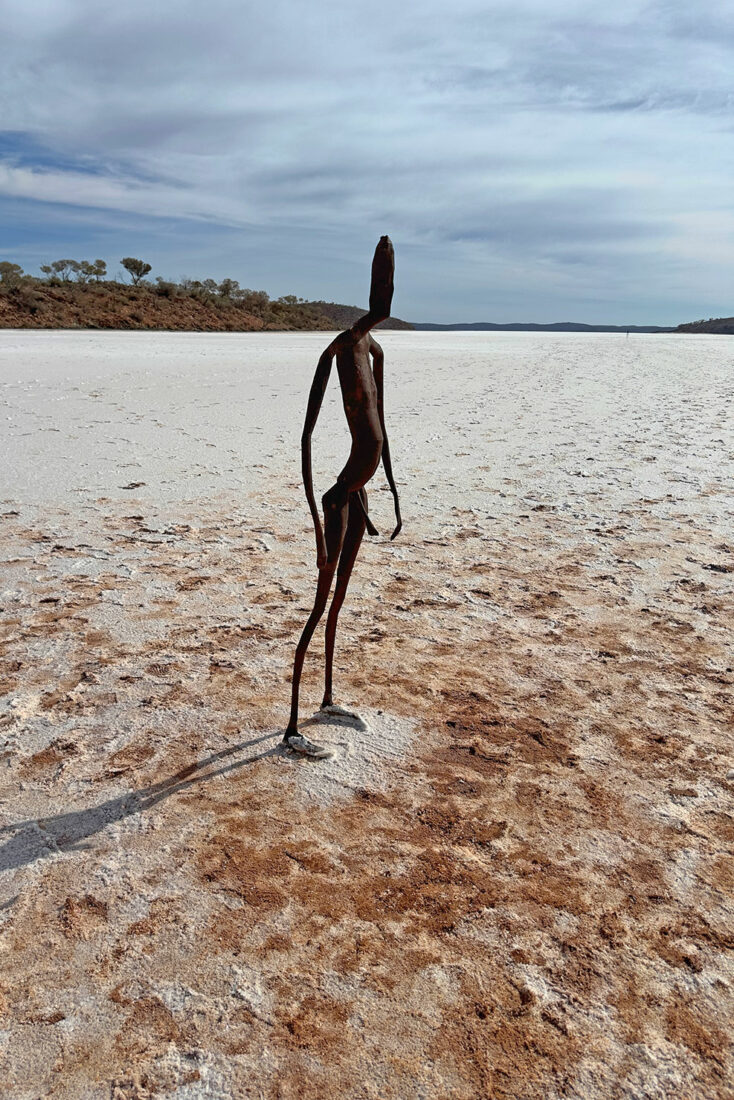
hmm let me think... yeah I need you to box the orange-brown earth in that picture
[0,482,732,1098]
[0,283,412,332]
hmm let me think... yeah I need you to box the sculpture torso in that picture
[336,332,383,479]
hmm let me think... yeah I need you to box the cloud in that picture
[1,0,733,322]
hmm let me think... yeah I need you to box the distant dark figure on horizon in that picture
[284,236,402,758]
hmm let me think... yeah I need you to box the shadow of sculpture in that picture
[0,733,281,876]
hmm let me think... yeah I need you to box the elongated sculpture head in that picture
[368,235,395,322]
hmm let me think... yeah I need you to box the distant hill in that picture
[676,317,734,334]
[4,271,690,335]
[0,280,413,332]
[413,321,674,333]
[305,301,414,330]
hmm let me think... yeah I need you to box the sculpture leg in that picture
[284,481,349,752]
[322,489,368,709]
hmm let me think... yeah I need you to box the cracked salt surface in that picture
[1,331,732,1099]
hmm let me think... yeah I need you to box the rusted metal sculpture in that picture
[284,236,401,757]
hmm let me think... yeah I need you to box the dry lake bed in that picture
[0,330,732,1098]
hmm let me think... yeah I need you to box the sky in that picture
[1,0,733,324]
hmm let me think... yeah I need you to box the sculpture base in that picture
[319,703,368,731]
[284,733,333,760]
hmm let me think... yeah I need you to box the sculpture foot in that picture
[283,733,333,760]
[320,703,368,730]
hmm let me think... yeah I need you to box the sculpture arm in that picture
[371,339,402,540]
[302,344,336,567]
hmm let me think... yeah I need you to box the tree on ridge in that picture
[0,262,24,287]
[121,257,152,285]
[40,259,78,283]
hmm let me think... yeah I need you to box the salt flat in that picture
[0,330,732,1098]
